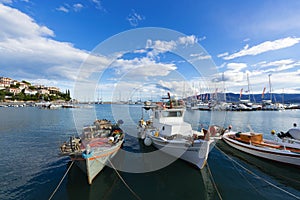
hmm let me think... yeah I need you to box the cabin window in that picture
[162,111,182,117]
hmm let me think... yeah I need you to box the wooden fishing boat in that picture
[222,131,300,167]
[60,119,124,184]
[137,93,224,169]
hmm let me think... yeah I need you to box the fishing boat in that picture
[60,119,124,184]
[222,131,300,167]
[137,93,224,169]
[277,124,300,141]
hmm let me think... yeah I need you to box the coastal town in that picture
[0,76,71,106]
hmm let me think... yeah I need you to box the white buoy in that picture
[144,137,152,146]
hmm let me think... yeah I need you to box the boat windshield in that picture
[162,111,182,117]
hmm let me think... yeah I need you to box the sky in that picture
[1,0,300,101]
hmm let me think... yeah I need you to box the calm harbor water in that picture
[0,105,299,200]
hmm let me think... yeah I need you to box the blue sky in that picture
[1,0,300,101]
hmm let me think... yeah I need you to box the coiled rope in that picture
[215,146,300,200]
[49,161,74,200]
[108,159,141,200]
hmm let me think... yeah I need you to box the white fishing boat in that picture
[277,123,300,141]
[138,93,224,169]
[222,131,300,167]
[288,127,300,140]
[60,119,124,184]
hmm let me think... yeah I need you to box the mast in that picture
[247,73,250,101]
[268,74,272,102]
[222,72,226,102]
[168,92,173,108]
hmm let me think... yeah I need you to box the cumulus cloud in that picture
[112,57,177,77]
[0,4,111,83]
[212,63,247,83]
[178,35,198,45]
[0,4,54,39]
[146,39,177,57]
[223,37,300,60]
[145,35,199,58]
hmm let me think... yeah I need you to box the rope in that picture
[215,146,300,200]
[108,159,141,200]
[49,161,74,200]
[206,162,223,200]
[229,155,266,198]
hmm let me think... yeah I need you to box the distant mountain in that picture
[194,93,300,104]
[228,93,300,104]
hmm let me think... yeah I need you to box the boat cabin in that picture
[152,108,192,137]
[237,132,263,144]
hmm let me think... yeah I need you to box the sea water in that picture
[0,105,299,200]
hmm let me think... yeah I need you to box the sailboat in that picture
[238,74,257,111]
[262,74,284,110]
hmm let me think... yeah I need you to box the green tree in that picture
[22,80,31,85]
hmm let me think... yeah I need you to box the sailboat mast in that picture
[247,73,250,101]
[268,74,272,102]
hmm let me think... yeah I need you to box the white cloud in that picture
[127,9,145,27]
[260,59,294,68]
[113,57,177,77]
[223,37,300,60]
[217,52,229,58]
[56,6,69,13]
[213,59,300,94]
[256,59,300,73]
[198,36,206,41]
[0,4,54,39]
[145,35,199,57]
[189,53,211,61]
[91,0,103,10]
[56,3,84,13]
[0,0,12,4]
[178,35,198,45]
[214,63,248,83]
[227,63,247,72]
[73,3,83,12]
[0,4,112,83]
[146,39,177,57]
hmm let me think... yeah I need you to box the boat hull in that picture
[71,140,123,184]
[149,136,211,169]
[223,133,300,167]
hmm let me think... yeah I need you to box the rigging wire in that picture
[49,161,74,200]
[108,159,141,200]
[215,146,300,200]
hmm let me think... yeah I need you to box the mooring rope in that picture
[206,162,223,200]
[49,161,74,200]
[215,146,300,200]
[108,159,141,200]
